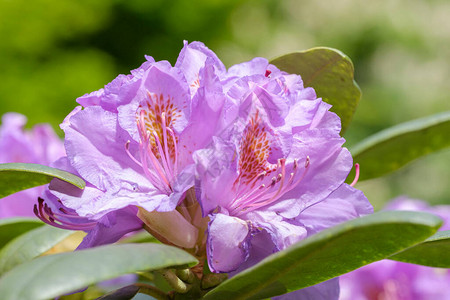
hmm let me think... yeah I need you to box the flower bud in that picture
[137,207,198,249]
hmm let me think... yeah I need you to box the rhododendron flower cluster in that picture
[42,41,373,298]
[0,113,65,218]
[340,197,450,300]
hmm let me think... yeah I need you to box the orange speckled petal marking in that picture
[229,111,310,216]
[236,111,276,187]
[137,92,182,161]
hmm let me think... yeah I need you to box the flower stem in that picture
[159,269,191,293]
[176,268,196,284]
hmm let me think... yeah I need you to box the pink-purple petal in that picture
[77,206,143,249]
[175,40,226,95]
[298,184,373,235]
[207,213,252,273]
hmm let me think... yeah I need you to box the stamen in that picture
[231,156,311,215]
[350,163,360,187]
[152,130,173,180]
[144,135,171,188]
[167,128,178,176]
[139,140,167,192]
[138,133,167,192]
[59,207,78,215]
[160,112,173,176]
[265,70,272,78]
[34,198,97,231]
[125,141,143,167]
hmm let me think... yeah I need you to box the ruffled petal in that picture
[277,130,353,218]
[245,210,307,251]
[194,137,237,215]
[177,62,226,169]
[298,184,373,236]
[63,106,150,192]
[77,206,143,249]
[175,40,226,95]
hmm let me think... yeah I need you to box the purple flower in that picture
[339,197,450,300]
[48,41,227,248]
[44,41,372,299]
[194,58,373,277]
[0,113,65,218]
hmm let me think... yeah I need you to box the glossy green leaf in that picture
[349,111,450,181]
[0,163,85,198]
[0,225,75,274]
[203,211,441,300]
[389,230,450,268]
[270,47,361,133]
[0,243,198,300]
[0,218,43,250]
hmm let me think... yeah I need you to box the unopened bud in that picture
[138,207,199,249]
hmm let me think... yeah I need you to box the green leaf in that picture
[0,218,43,250]
[0,243,198,300]
[349,111,450,181]
[270,47,361,133]
[0,225,75,274]
[389,230,450,268]
[202,211,441,300]
[0,163,85,198]
[118,230,159,244]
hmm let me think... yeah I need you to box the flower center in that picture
[229,112,309,216]
[125,92,181,194]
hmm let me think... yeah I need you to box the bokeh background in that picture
[1,0,449,208]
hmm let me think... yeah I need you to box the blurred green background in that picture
[0,0,449,208]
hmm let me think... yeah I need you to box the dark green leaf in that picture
[389,230,450,268]
[270,47,361,133]
[0,163,85,198]
[349,111,450,181]
[0,243,198,300]
[0,218,43,250]
[202,211,441,300]
[0,225,75,274]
